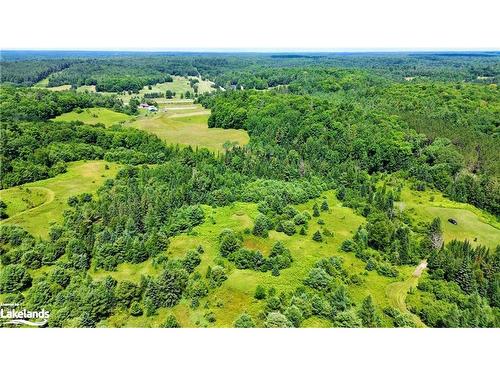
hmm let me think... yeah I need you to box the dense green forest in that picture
[0,52,498,328]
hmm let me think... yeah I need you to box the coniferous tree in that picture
[313,203,320,217]
[358,295,380,327]
[252,214,269,238]
[312,230,323,242]
[321,200,329,211]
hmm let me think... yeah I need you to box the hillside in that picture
[0,52,499,328]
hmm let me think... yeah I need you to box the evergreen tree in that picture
[321,200,329,211]
[234,313,256,328]
[163,314,181,328]
[254,285,266,300]
[358,295,380,327]
[312,230,323,242]
[252,214,269,238]
[456,257,475,294]
[313,203,320,217]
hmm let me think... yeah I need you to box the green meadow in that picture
[130,104,249,153]
[0,161,120,238]
[52,107,132,127]
[397,186,500,249]
[93,191,411,327]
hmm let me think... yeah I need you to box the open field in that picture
[397,186,500,249]
[76,85,97,93]
[0,187,50,219]
[33,77,50,87]
[0,161,120,238]
[100,76,216,104]
[33,76,213,103]
[130,104,249,153]
[52,107,132,127]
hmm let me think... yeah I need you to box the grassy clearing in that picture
[130,104,249,153]
[0,187,51,218]
[76,85,96,93]
[397,186,500,249]
[100,191,411,327]
[33,77,50,88]
[110,76,215,104]
[46,85,72,91]
[0,161,120,238]
[52,107,132,127]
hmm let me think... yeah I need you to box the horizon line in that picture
[2,48,500,53]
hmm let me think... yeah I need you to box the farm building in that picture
[138,103,158,111]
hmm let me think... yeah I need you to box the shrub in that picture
[293,213,307,226]
[264,312,293,328]
[313,203,320,217]
[232,248,266,270]
[163,314,181,328]
[183,249,201,273]
[268,241,293,270]
[252,214,270,238]
[285,305,304,327]
[340,239,358,253]
[321,200,329,211]
[130,302,143,316]
[219,229,241,257]
[281,220,296,236]
[255,285,266,300]
[207,265,227,288]
[334,310,362,327]
[304,267,331,290]
[312,230,323,242]
[234,313,256,328]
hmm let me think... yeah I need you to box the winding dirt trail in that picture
[385,260,427,327]
[1,187,55,222]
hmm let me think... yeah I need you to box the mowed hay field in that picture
[34,76,213,103]
[397,186,500,249]
[130,103,249,153]
[52,107,132,127]
[101,191,417,328]
[106,76,215,104]
[0,161,120,238]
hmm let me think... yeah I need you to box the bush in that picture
[321,200,329,211]
[130,302,143,316]
[293,213,307,226]
[231,248,266,270]
[340,239,358,252]
[253,214,270,238]
[312,230,323,242]
[255,285,266,300]
[304,267,331,290]
[281,220,296,236]
[21,249,43,269]
[285,305,304,327]
[234,313,256,328]
[183,249,201,273]
[268,241,293,270]
[207,265,227,288]
[313,203,320,217]
[219,229,241,257]
[163,314,181,328]
[264,312,293,328]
